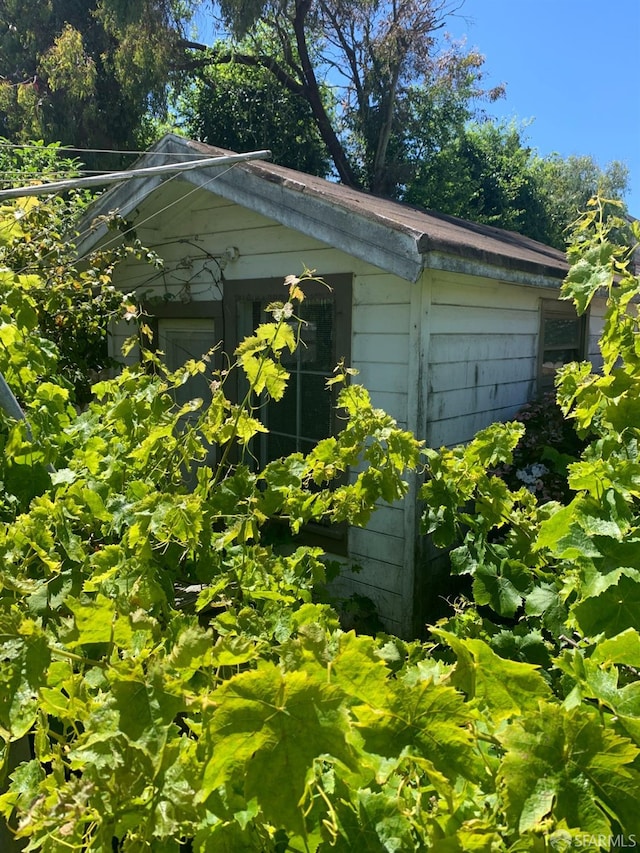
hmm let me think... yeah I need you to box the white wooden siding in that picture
[587,297,606,371]
[426,270,560,449]
[429,332,537,364]
[342,274,413,617]
[429,355,536,393]
[107,181,414,630]
[106,179,602,635]
[329,568,404,632]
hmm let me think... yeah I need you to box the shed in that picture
[78,133,604,637]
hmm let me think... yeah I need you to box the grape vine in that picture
[0,195,639,851]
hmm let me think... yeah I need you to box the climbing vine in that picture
[0,195,639,850]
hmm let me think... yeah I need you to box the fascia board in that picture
[77,135,568,289]
[424,251,566,289]
[179,164,424,282]
[75,174,165,257]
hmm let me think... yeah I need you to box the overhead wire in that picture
[0,141,211,158]
[0,150,270,200]
[74,161,242,264]
[0,169,125,180]
[12,160,243,277]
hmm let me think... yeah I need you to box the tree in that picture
[198,0,503,194]
[404,121,548,238]
[0,0,194,161]
[0,140,152,401]
[180,59,331,175]
[405,121,629,248]
[533,153,629,249]
[0,0,501,193]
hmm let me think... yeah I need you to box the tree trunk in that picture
[293,0,361,189]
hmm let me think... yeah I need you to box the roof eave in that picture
[179,157,425,282]
[77,134,568,287]
[423,251,567,288]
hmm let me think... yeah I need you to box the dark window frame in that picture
[224,274,352,427]
[139,300,224,471]
[224,274,353,552]
[140,299,224,370]
[538,298,588,392]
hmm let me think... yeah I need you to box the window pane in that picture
[267,432,298,461]
[298,301,334,371]
[300,439,317,456]
[541,348,580,374]
[300,374,332,440]
[544,318,580,348]
[158,319,217,408]
[268,375,297,436]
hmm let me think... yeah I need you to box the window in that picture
[142,301,223,477]
[538,299,587,391]
[142,300,223,408]
[225,275,352,468]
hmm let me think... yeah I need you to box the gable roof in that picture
[78,133,568,286]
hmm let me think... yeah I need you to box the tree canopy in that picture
[0,0,193,162]
[0,0,630,246]
[0,0,502,189]
[200,0,504,194]
[404,121,629,248]
[181,58,331,176]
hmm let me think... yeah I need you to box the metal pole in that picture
[0,372,29,432]
[0,149,272,201]
[0,372,56,474]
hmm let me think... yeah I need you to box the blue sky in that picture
[447,0,640,215]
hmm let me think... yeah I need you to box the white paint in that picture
[100,172,592,637]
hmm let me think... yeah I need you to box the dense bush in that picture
[0,194,639,850]
[490,392,587,503]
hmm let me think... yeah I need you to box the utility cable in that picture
[73,161,244,269]
[0,141,207,158]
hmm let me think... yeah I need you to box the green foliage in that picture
[0,138,80,189]
[0,147,159,401]
[405,121,547,238]
[534,156,630,250]
[405,122,629,248]
[181,58,331,175]
[1,0,626,242]
[0,0,194,157]
[421,199,640,840]
[489,393,587,503]
[2,194,640,850]
[189,1,502,195]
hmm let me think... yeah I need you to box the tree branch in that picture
[372,63,402,193]
[181,50,305,97]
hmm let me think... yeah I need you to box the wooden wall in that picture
[425,270,539,448]
[105,178,607,636]
[423,269,606,449]
[108,181,414,636]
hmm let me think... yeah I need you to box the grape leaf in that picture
[572,573,640,637]
[0,612,50,738]
[200,662,357,837]
[591,628,640,667]
[471,559,529,619]
[353,674,482,782]
[498,703,640,837]
[66,594,116,646]
[435,630,551,721]
[110,674,185,762]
